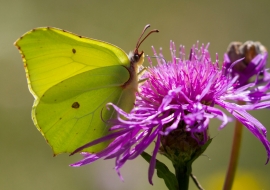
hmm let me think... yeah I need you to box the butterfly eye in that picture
[135,54,140,60]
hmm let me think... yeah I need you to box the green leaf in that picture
[141,151,178,190]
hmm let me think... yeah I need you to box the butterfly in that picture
[14,25,158,155]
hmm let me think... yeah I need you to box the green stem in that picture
[223,116,243,190]
[174,164,191,190]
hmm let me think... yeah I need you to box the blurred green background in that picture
[1,0,269,189]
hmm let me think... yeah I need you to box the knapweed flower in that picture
[224,41,270,87]
[71,41,270,184]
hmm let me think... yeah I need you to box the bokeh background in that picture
[1,0,269,189]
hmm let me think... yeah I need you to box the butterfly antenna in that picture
[136,24,151,48]
[136,25,159,50]
[137,29,159,50]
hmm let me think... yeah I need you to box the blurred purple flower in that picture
[71,41,270,184]
[224,41,270,87]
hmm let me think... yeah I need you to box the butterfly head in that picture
[130,24,159,66]
[129,49,144,66]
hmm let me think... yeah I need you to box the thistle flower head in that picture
[71,41,270,184]
[224,41,270,87]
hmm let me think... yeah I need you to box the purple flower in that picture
[71,41,270,184]
[224,41,270,87]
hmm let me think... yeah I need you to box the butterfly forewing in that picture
[15,27,135,154]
